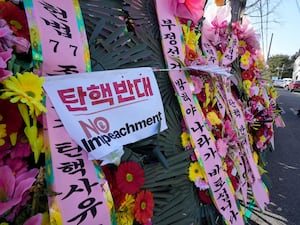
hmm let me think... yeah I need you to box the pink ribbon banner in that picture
[223,77,269,210]
[155,0,244,224]
[24,0,113,224]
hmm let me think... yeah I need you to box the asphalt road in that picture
[249,88,300,225]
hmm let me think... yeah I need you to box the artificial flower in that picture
[195,176,209,190]
[134,190,154,224]
[115,161,145,194]
[23,213,43,225]
[0,2,30,40]
[0,49,12,82]
[3,154,28,176]
[102,165,126,209]
[216,138,228,157]
[0,114,7,146]
[241,70,254,81]
[269,86,277,99]
[204,82,211,107]
[215,0,224,6]
[198,189,212,204]
[182,23,201,52]
[170,0,206,25]
[0,165,38,217]
[0,19,30,53]
[224,120,237,142]
[202,4,231,49]
[0,72,46,116]
[181,131,191,149]
[188,161,205,182]
[190,75,203,94]
[185,46,198,61]
[240,51,251,69]
[117,194,135,225]
[0,99,23,137]
[206,111,222,126]
[49,201,63,225]
[243,80,252,96]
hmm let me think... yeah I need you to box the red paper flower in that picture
[0,99,23,135]
[102,165,126,209]
[115,161,145,194]
[198,189,212,204]
[134,190,154,224]
[241,70,254,81]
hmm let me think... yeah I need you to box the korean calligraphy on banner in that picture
[43,67,167,161]
[23,0,114,224]
[222,77,269,210]
[155,0,244,224]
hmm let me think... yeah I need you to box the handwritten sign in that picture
[155,1,244,224]
[43,67,167,160]
[24,0,114,224]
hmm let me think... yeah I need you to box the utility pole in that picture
[267,33,273,60]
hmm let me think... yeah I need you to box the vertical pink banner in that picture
[155,0,244,224]
[24,0,113,224]
[46,102,112,225]
[33,0,87,75]
[223,77,269,210]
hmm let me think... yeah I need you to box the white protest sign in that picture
[43,67,167,160]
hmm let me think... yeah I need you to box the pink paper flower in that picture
[170,0,206,25]
[0,19,30,53]
[0,165,38,216]
[195,176,209,190]
[202,4,231,50]
[24,213,43,225]
[216,138,228,157]
[190,75,203,94]
[0,48,12,81]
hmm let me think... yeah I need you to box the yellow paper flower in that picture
[0,72,47,116]
[269,86,278,99]
[259,135,266,143]
[18,104,45,162]
[181,131,190,148]
[49,201,63,225]
[238,40,247,48]
[0,114,7,146]
[253,151,259,165]
[240,51,250,67]
[249,134,253,145]
[117,194,135,225]
[182,24,201,51]
[243,80,252,96]
[188,161,205,182]
[204,83,211,107]
[206,111,222,126]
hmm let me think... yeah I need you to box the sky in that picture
[251,1,300,57]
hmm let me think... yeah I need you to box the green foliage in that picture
[266,54,293,79]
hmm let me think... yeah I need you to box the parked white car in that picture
[273,78,292,88]
[282,78,292,89]
[273,79,284,87]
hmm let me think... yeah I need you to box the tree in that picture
[267,54,293,78]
